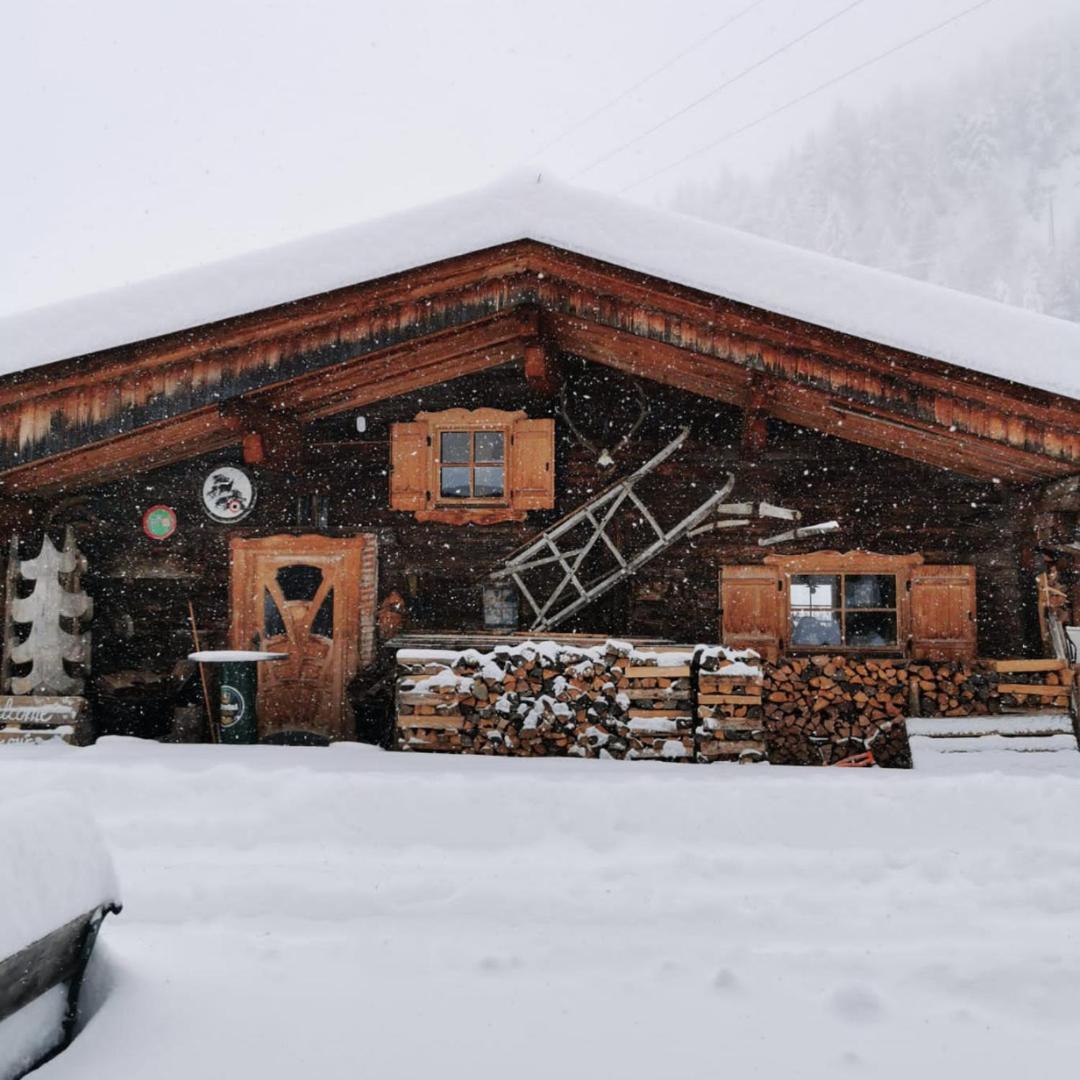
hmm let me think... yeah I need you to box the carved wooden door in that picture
[229,535,374,742]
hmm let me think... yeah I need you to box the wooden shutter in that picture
[511,418,555,510]
[720,565,783,662]
[389,422,430,511]
[909,564,976,661]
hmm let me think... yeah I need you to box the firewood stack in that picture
[696,648,766,763]
[762,656,912,766]
[760,655,1074,765]
[617,655,694,761]
[396,645,1072,767]
[990,659,1074,711]
[395,640,760,762]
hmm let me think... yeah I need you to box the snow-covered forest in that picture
[672,17,1080,321]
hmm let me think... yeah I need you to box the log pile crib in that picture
[395,642,1077,767]
[394,639,766,763]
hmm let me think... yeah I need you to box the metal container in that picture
[218,660,258,744]
[482,583,519,630]
[188,650,287,744]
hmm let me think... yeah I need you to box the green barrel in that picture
[218,659,259,744]
[189,651,287,744]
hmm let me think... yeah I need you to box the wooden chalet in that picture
[1,179,1078,754]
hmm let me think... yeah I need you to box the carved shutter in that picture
[909,564,977,661]
[720,565,783,662]
[389,422,430,511]
[511,418,555,510]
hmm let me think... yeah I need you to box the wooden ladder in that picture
[490,429,733,632]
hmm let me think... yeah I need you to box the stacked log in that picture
[397,645,1073,768]
[395,640,758,762]
[695,649,765,763]
[990,659,1074,711]
[617,656,694,761]
[395,653,477,752]
[761,656,910,766]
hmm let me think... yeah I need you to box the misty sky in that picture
[2,0,1074,316]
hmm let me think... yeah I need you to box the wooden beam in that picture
[523,340,562,395]
[0,407,243,495]
[260,307,539,419]
[741,379,769,454]
[0,310,538,495]
[547,313,1068,482]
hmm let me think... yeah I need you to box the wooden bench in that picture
[0,798,121,1079]
[0,902,121,1076]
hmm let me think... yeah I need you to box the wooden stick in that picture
[187,599,219,744]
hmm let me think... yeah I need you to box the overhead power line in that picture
[622,0,999,192]
[571,0,869,179]
[529,0,771,160]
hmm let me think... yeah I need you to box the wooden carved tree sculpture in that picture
[6,529,92,696]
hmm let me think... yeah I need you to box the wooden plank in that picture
[698,739,766,755]
[997,683,1072,697]
[627,709,690,719]
[396,690,468,706]
[907,715,1074,737]
[698,694,763,705]
[624,666,691,678]
[992,658,1067,673]
[396,715,465,731]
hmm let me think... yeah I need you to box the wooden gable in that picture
[1,242,1077,499]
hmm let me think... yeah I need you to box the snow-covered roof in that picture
[2,175,1078,400]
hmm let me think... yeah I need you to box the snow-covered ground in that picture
[4,738,1080,1078]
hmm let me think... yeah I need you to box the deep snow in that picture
[2,177,1078,400]
[2,737,1079,1079]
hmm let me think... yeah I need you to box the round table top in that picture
[188,650,289,663]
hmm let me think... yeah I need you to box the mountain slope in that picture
[672,17,1080,323]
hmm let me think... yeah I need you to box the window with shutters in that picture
[720,552,977,661]
[389,408,555,524]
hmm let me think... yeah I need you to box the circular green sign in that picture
[142,504,177,540]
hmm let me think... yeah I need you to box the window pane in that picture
[440,431,470,464]
[790,574,839,610]
[311,589,334,639]
[263,588,286,638]
[474,431,504,463]
[845,574,896,609]
[473,466,505,498]
[846,611,897,646]
[276,564,323,602]
[440,466,471,498]
[790,609,842,646]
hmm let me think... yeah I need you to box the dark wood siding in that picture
[13,358,1036,693]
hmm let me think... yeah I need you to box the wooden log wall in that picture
[7,356,1047,715]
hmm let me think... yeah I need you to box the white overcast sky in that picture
[2,0,1075,316]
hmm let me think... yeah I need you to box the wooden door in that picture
[229,535,376,742]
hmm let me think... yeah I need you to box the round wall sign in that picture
[143,505,178,540]
[201,465,257,524]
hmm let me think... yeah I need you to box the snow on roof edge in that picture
[1,174,1078,401]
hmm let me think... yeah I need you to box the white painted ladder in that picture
[490,429,732,632]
